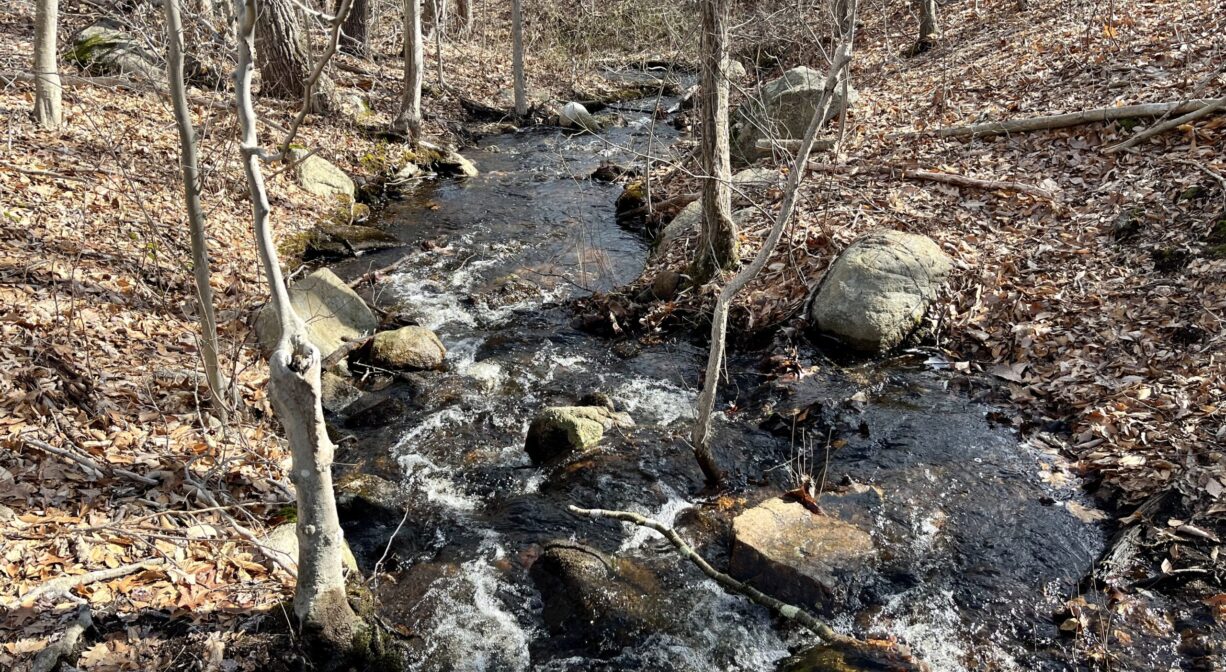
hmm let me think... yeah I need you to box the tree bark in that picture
[692,0,737,284]
[236,0,362,654]
[691,35,855,481]
[394,0,424,138]
[338,0,369,56]
[33,0,63,128]
[164,0,229,419]
[456,0,473,34]
[512,0,527,116]
[914,0,938,54]
[256,0,335,112]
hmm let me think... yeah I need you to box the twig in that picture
[22,437,159,485]
[806,161,1056,200]
[31,606,92,672]
[185,472,298,577]
[1105,97,1226,152]
[21,560,163,606]
[933,98,1224,138]
[0,160,88,182]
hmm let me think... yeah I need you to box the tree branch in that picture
[933,98,1224,138]
[806,161,1056,200]
[1104,97,1226,153]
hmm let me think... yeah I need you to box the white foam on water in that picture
[867,588,1023,672]
[613,377,696,426]
[619,485,694,552]
[387,276,477,330]
[408,551,534,672]
[395,408,480,511]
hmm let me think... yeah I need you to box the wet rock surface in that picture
[524,405,634,464]
[370,325,447,370]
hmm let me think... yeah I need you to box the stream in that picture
[322,85,1128,671]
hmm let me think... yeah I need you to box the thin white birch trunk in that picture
[33,0,63,128]
[164,0,229,419]
[235,0,362,651]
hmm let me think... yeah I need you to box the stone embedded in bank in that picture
[253,268,379,360]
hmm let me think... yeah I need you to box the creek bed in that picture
[323,93,1124,671]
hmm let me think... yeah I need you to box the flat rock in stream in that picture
[417,140,479,177]
[524,405,634,465]
[254,268,378,360]
[530,540,673,652]
[730,497,874,615]
[805,230,951,352]
[370,326,447,371]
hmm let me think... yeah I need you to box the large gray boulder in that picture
[70,21,161,81]
[732,66,856,163]
[254,268,378,359]
[288,148,356,203]
[529,540,672,652]
[370,325,447,371]
[730,497,874,615]
[558,102,601,133]
[806,230,951,352]
[524,405,634,464]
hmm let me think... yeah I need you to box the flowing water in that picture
[324,86,1124,671]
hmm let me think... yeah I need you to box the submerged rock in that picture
[730,497,874,615]
[529,540,672,651]
[254,268,378,359]
[732,66,857,164]
[524,405,634,464]
[779,640,927,672]
[370,326,447,371]
[805,230,951,352]
[320,371,363,414]
[288,148,356,203]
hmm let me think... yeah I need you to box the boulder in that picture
[254,268,378,359]
[305,222,400,259]
[320,372,363,414]
[559,102,601,133]
[732,66,857,163]
[69,21,161,81]
[288,148,356,203]
[654,205,755,259]
[732,167,781,191]
[417,140,479,177]
[524,405,634,464]
[806,230,951,352]
[529,540,671,651]
[727,59,748,81]
[370,326,447,371]
[729,497,874,614]
[261,522,359,575]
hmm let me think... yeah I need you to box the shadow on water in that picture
[323,79,1131,671]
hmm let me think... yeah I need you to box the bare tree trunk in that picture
[456,0,473,34]
[33,0,63,129]
[432,0,445,87]
[691,30,855,483]
[914,0,938,53]
[164,0,229,420]
[512,0,527,116]
[338,0,369,56]
[235,0,363,655]
[693,0,737,283]
[394,0,424,138]
[256,0,335,112]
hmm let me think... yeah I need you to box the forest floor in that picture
[0,0,1223,670]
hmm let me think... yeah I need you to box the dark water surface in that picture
[324,93,1121,671]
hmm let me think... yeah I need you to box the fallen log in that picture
[934,98,1224,138]
[1105,97,1226,152]
[807,161,1056,200]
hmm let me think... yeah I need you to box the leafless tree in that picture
[394,0,424,137]
[512,0,527,116]
[693,0,737,283]
[33,0,62,128]
[256,0,337,111]
[163,0,229,419]
[913,0,938,54]
[456,0,473,34]
[339,0,370,56]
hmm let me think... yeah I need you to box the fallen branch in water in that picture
[806,161,1056,200]
[568,505,927,668]
[932,98,1224,138]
